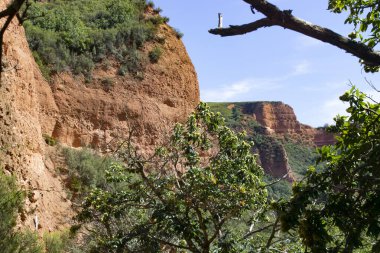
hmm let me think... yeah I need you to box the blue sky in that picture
[153,0,380,127]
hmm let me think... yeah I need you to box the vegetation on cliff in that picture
[23,0,164,79]
[0,171,42,253]
[208,102,319,179]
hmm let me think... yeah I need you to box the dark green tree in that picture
[275,88,380,253]
[78,103,275,252]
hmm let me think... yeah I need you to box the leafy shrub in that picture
[24,0,157,78]
[117,65,128,76]
[283,140,320,179]
[119,49,147,77]
[153,7,162,14]
[43,231,68,253]
[62,148,114,196]
[78,103,269,252]
[148,46,162,63]
[148,15,169,25]
[264,175,292,200]
[146,1,155,8]
[0,171,43,253]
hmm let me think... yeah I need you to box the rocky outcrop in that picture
[0,3,199,233]
[254,140,294,181]
[241,102,335,146]
[47,24,199,152]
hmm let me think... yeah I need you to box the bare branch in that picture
[209,18,275,36]
[241,223,274,240]
[209,0,380,67]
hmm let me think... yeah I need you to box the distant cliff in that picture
[209,102,335,181]
[241,102,335,146]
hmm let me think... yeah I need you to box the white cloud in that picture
[314,88,380,126]
[201,78,281,102]
[202,60,313,102]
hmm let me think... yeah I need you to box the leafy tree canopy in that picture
[77,103,301,252]
[329,0,380,48]
[276,87,380,252]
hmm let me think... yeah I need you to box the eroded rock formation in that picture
[0,2,199,233]
[242,102,335,146]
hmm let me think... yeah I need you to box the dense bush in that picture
[62,148,114,197]
[24,0,158,78]
[77,103,273,252]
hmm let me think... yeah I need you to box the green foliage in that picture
[0,171,43,253]
[148,46,162,63]
[264,175,292,201]
[62,148,114,196]
[43,231,69,253]
[277,87,380,252]
[43,230,85,253]
[78,103,270,252]
[209,102,295,199]
[101,77,114,92]
[328,0,380,71]
[283,140,320,179]
[43,134,57,146]
[118,49,147,77]
[24,0,157,78]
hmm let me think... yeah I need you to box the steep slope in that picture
[209,102,335,181]
[0,1,199,234]
[0,0,73,232]
[48,24,199,151]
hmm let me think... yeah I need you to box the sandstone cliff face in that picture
[1,0,73,232]
[1,4,199,233]
[254,142,294,181]
[241,102,335,146]
[47,25,199,152]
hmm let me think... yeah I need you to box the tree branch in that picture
[1,0,26,75]
[209,0,380,67]
[209,18,275,36]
